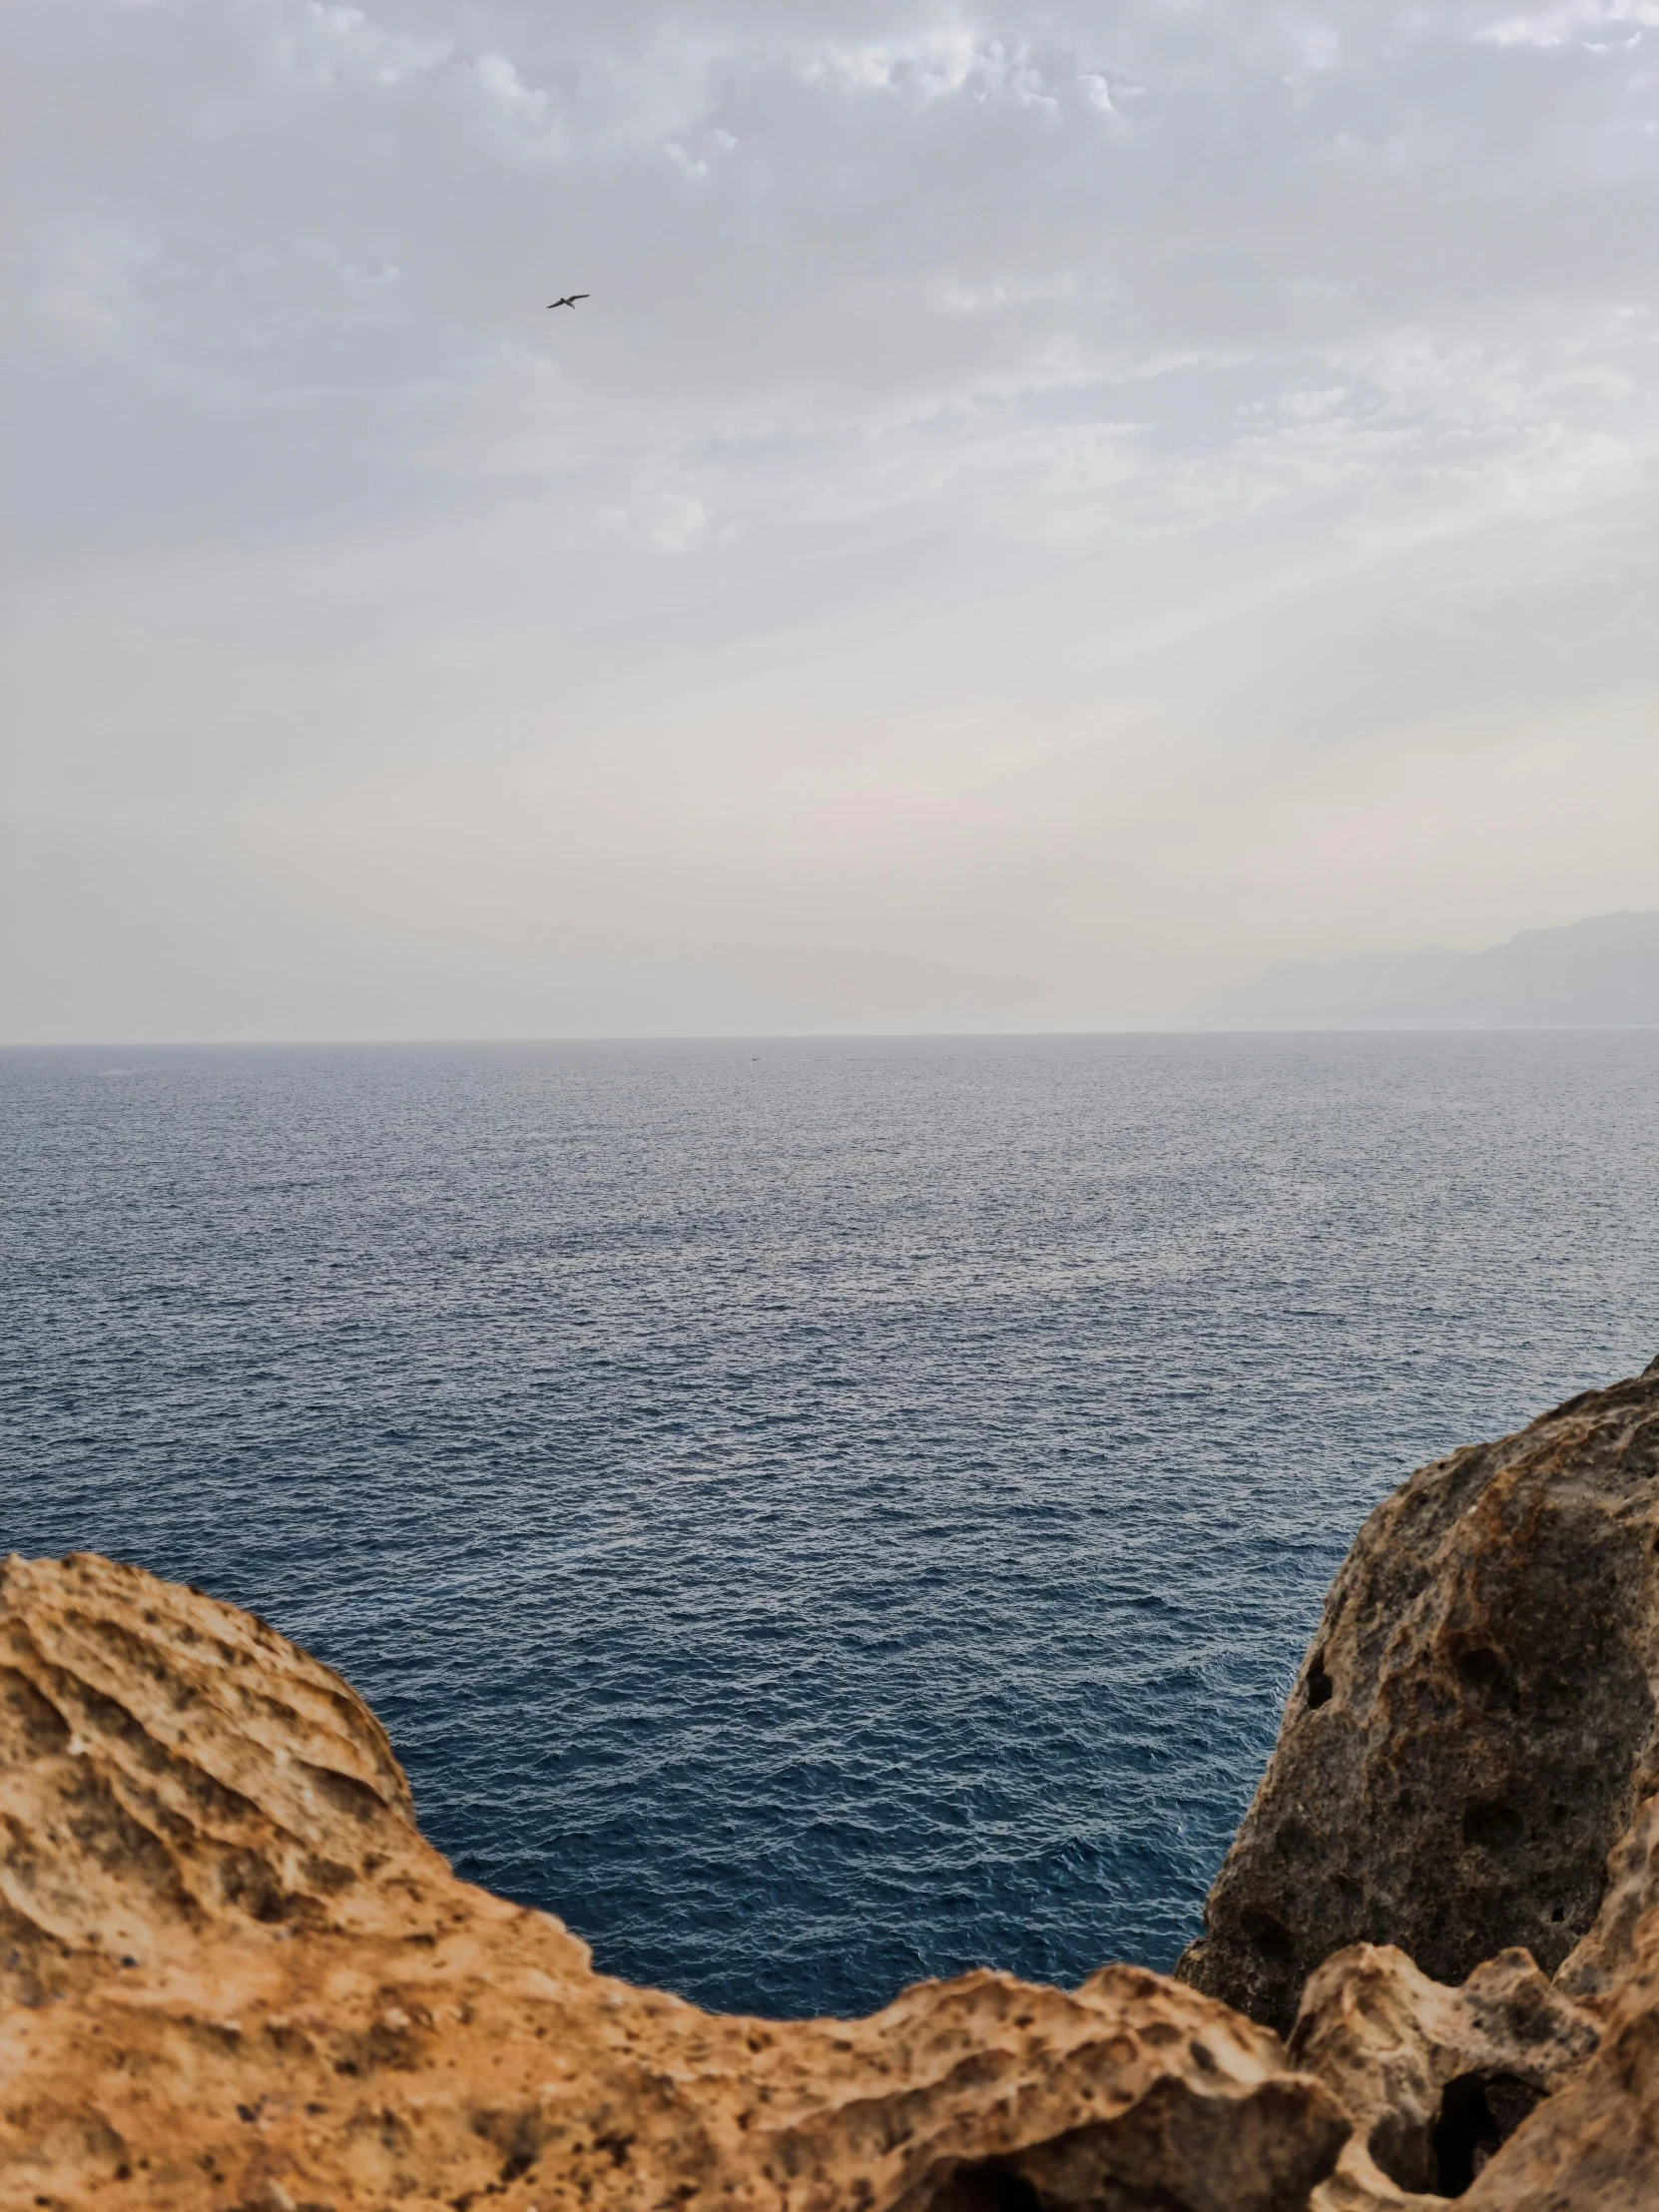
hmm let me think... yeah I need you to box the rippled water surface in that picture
[5,1034,1658,2016]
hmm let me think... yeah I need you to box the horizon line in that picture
[5,1022,1659,1052]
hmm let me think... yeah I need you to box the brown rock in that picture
[1287,1942,1598,2207]
[1456,1879,1659,2207]
[1554,1786,1659,2007]
[1178,1365,1659,2035]
[0,1551,1351,2212]
[1445,1771,1659,2208]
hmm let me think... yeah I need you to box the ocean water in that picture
[4,1032,1658,2020]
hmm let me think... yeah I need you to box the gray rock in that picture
[1178,1366,1659,2035]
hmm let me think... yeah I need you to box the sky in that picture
[4,0,1658,1041]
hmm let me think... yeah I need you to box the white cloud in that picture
[472,51,548,123]
[797,29,1057,107]
[254,3,564,156]
[278,1,453,89]
[1475,1,1659,48]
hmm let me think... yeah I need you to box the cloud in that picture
[797,29,1059,107]
[275,1,453,90]
[5,0,1659,1037]
[1475,1,1659,49]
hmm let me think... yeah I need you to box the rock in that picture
[1555,1770,1659,2006]
[1453,1922,1659,2210]
[1443,1781,1659,2209]
[1178,1365,1659,2035]
[0,1551,1351,2212]
[1286,1942,1598,2207]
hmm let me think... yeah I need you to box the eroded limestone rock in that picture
[1457,1922,1659,2207]
[1453,1779,1659,2209]
[1179,1365,1659,2035]
[1288,1942,1598,2207]
[0,1551,1350,2212]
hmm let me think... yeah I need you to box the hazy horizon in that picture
[12,891,1659,1057]
[9,897,1658,1045]
[6,3,1659,1044]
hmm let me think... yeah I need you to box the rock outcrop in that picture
[10,1360,1659,2209]
[1,1550,1350,2211]
[1455,1920,1659,2210]
[1288,1942,1599,2205]
[1179,1363,1659,2035]
[1456,1785,1659,2210]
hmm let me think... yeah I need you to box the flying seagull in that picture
[547,292,589,310]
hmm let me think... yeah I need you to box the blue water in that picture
[4,1033,1657,2018]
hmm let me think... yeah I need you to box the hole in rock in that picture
[1450,1644,1519,1714]
[1306,1652,1334,1709]
[1240,1908,1297,1965]
[924,2160,1043,2211]
[1461,1799,1524,1853]
[1429,2072,1542,2196]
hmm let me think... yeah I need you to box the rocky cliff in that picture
[6,1361,1659,2210]
[1178,1358,1659,2035]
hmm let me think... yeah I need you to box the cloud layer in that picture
[5,0,1659,1037]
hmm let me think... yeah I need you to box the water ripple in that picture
[4,1032,1658,2017]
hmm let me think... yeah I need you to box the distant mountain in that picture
[1211,911,1659,1029]
[1221,944,1466,1024]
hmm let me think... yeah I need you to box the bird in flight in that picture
[547,292,589,310]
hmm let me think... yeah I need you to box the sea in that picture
[4,1032,1657,2019]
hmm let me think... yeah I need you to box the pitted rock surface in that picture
[1178,1365,1659,2035]
[1455,1921,1659,2212]
[1460,1783,1659,2209]
[0,1551,1351,2212]
[1289,1943,1598,2207]
[1555,1778,1659,2006]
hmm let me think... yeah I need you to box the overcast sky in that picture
[4,0,1658,1040]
